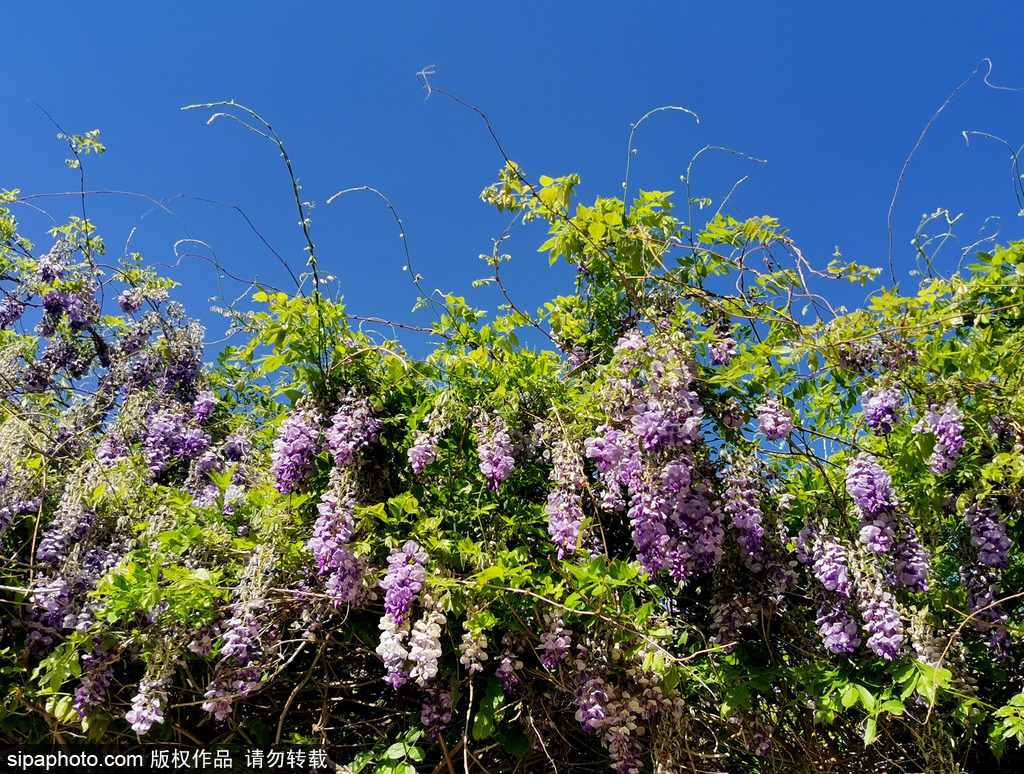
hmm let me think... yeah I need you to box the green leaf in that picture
[385,742,411,760]
[863,715,878,746]
[498,725,531,757]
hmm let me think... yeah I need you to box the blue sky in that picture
[3,2,1024,354]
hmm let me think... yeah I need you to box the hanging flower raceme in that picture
[795,526,862,654]
[962,503,1013,658]
[856,575,904,661]
[756,398,794,440]
[125,674,169,735]
[376,541,430,689]
[269,405,321,494]
[709,321,737,367]
[420,683,453,740]
[845,453,900,554]
[408,605,446,687]
[916,400,966,475]
[545,434,587,558]
[142,408,211,476]
[324,396,381,467]
[408,431,439,474]
[458,626,489,675]
[539,615,572,669]
[306,474,365,607]
[723,460,765,571]
[862,386,904,435]
[887,523,931,592]
[964,503,1011,570]
[475,411,515,491]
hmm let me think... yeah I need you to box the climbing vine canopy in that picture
[0,104,1023,773]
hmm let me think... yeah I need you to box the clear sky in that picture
[3,2,1024,353]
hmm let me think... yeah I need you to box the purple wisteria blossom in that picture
[862,386,903,435]
[574,669,611,732]
[38,249,66,282]
[962,502,1012,658]
[376,541,430,689]
[95,431,128,462]
[709,591,758,650]
[381,541,429,623]
[201,681,234,722]
[811,536,852,596]
[475,412,515,491]
[125,675,169,735]
[815,598,862,655]
[142,409,210,476]
[857,577,904,661]
[710,335,737,367]
[756,398,794,440]
[887,523,931,592]
[269,407,321,494]
[796,526,862,654]
[193,390,217,424]
[73,643,116,718]
[723,462,765,571]
[222,433,251,462]
[408,431,439,474]
[539,616,572,669]
[545,437,587,558]
[0,298,24,328]
[36,506,94,566]
[376,615,412,689]
[916,401,966,475]
[420,683,453,740]
[964,504,1011,570]
[845,453,899,554]
[306,482,365,606]
[458,628,488,675]
[496,653,523,692]
[963,565,1011,659]
[202,592,273,721]
[117,289,143,314]
[324,397,381,467]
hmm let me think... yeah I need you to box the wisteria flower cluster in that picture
[269,406,322,494]
[458,626,489,675]
[306,474,366,606]
[584,330,726,583]
[708,318,737,367]
[408,430,439,474]
[324,396,381,467]
[544,434,587,558]
[73,641,117,718]
[420,683,453,740]
[887,523,931,592]
[862,386,903,435]
[407,606,446,687]
[962,503,1013,657]
[756,397,794,440]
[142,408,211,476]
[709,590,758,649]
[475,411,515,491]
[125,674,169,735]
[795,527,861,654]
[845,453,900,554]
[856,574,904,661]
[540,615,573,669]
[376,541,430,688]
[723,460,765,571]
[964,503,1011,570]
[916,400,965,475]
